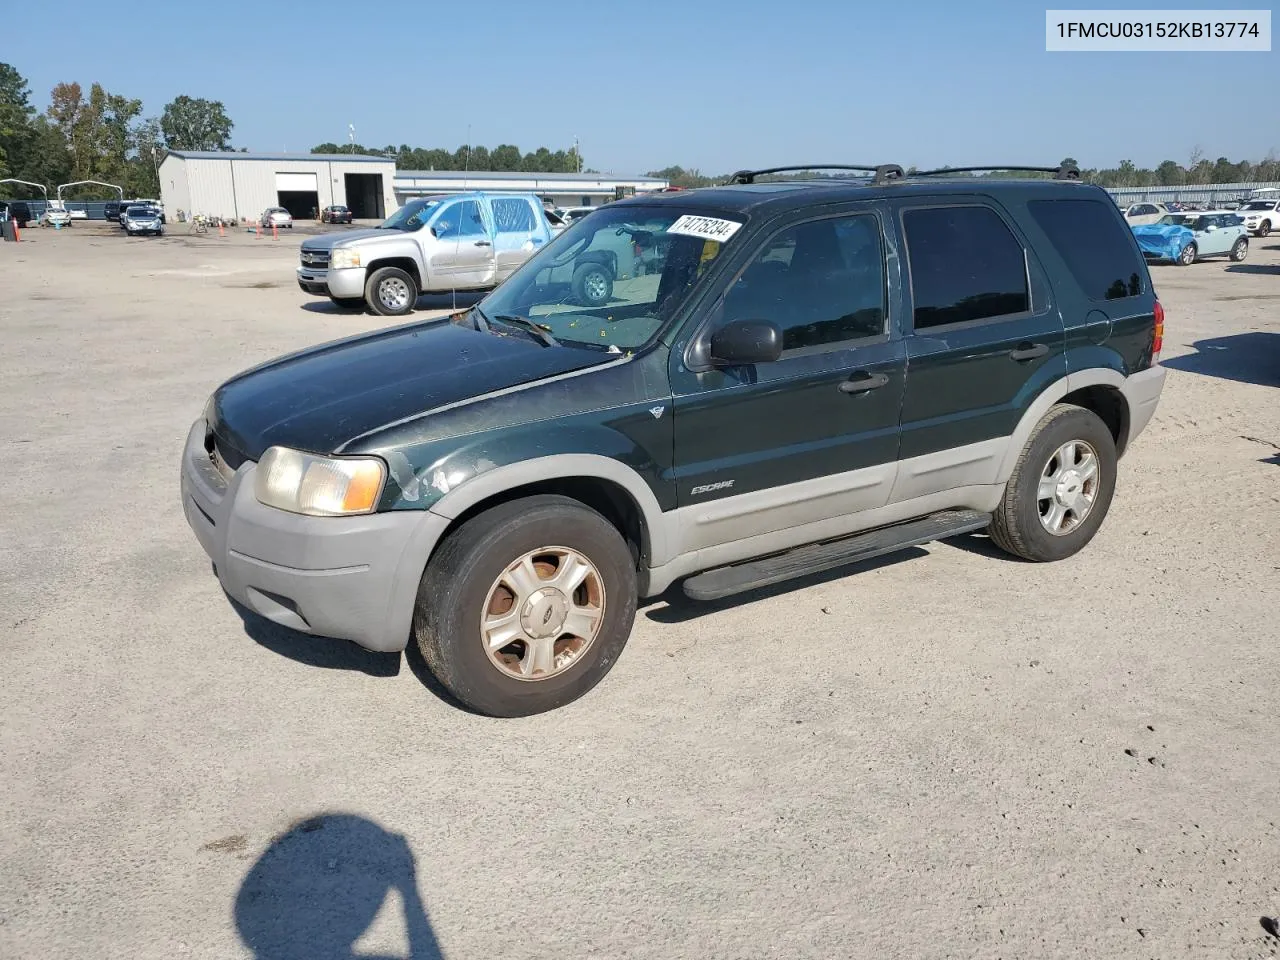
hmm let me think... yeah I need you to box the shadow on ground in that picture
[229,596,400,677]
[1161,332,1280,387]
[645,548,928,624]
[1226,263,1280,276]
[237,813,444,960]
[300,291,485,316]
[230,596,476,712]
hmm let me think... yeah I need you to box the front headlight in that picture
[330,247,361,269]
[255,446,386,516]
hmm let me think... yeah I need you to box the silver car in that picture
[122,205,164,237]
[261,207,294,229]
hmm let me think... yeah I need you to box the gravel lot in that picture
[2,221,1278,960]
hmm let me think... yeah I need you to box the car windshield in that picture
[378,198,441,231]
[1243,200,1275,210]
[331,206,347,212]
[1157,215,1189,225]
[474,204,747,351]
[126,207,151,216]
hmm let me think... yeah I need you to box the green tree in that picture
[1155,160,1184,186]
[160,95,233,151]
[0,62,36,179]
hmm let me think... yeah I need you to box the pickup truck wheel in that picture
[572,262,613,307]
[989,404,1117,563]
[1230,237,1248,261]
[365,266,418,316]
[1177,242,1197,266]
[413,494,638,717]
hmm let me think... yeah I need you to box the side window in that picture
[492,197,537,235]
[723,214,886,352]
[1027,199,1144,301]
[902,205,1029,330]
[434,200,486,239]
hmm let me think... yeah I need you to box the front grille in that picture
[204,430,249,473]
[299,249,330,268]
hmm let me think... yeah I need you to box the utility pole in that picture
[573,136,581,173]
[348,124,356,154]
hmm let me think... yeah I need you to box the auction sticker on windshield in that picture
[668,215,743,243]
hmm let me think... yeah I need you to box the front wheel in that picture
[1177,242,1197,266]
[989,404,1117,563]
[1258,220,1272,238]
[365,265,418,316]
[1230,237,1248,261]
[572,262,613,307]
[413,495,638,717]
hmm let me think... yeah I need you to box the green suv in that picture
[181,163,1167,716]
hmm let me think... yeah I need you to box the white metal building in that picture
[159,150,398,223]
[393,170,670,210]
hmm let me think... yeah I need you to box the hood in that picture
[1131,224,1191,240]
[210,319,612,461]
[300,228,409,252]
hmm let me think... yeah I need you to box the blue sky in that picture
[8,0,1276,174]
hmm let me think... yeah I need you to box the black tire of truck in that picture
[413,495,639,718]
[365,266,418,317]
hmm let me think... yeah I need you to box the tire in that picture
[328,295,365,310]
[413,494,638,717]
[1177,242,1197,266]
[989,404,1117,563]
[1230,237,1248,262]
[365,265,418,316]
[1258,220,1272,238]
[572,262,613,307]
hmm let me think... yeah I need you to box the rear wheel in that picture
[572,262,613,307]
[365,266,418,316]
[1177,242,1197,266]
[1230,237,1248,261]
[413,495,638,717]
[990,404,1117,563]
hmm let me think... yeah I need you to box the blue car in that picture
[1132,212,1248,266]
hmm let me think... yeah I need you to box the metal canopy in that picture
[0,178,49,199]
[56,180,124,201]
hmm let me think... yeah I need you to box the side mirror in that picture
[709,319,783,366]
[429,226,438,237]
[1204,223,1217,232]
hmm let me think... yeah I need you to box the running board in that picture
[681,509,991,601]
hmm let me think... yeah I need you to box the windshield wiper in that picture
[492,314,559,348]
[469,304,492,333]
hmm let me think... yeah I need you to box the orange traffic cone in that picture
[272,223,278,241]
[218,220,225,237]
[12,223,20,243]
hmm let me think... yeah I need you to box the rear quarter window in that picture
[1028,199,1145,301]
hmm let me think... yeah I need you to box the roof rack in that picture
[725,164,906,186]
[910,163,1082,181]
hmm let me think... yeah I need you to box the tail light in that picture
[1152,299,1164,364]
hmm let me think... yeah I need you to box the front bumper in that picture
[296,266,366,298]
[180,419,449,652]
[1120,364,1166,447]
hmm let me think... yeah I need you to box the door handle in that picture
[838,371,890,394]
[474,240,492,247]
[1009,342,1049,362]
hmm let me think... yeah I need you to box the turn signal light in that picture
[1152,300,1164,364]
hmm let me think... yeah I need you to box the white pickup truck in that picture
[297,191,556,316]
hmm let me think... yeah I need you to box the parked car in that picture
[187,162,1167,716]
[561,206,595,224]
[545,208,568,235]
[42,203,72,227]
[297,191,554,315]
[68,208,89,220]
[0,200,33,227]
[262,207,294,229]
[1237,196,1279,237]
[1122,202,1170,226]
[1132,211,1248,265]
[122,204,165,237]
[321,205,353,224]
